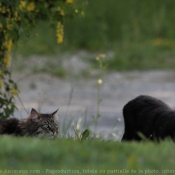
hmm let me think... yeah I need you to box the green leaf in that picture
[81,129,90,141]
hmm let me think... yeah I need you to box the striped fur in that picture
[0,108,59,137]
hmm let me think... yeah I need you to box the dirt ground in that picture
[12,56,175,140]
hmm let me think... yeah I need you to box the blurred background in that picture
[12,0,175,140]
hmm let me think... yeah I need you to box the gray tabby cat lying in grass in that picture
[0,108,58,137]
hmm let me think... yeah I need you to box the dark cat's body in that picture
[0,108,59,137]
[122,95,175,141]
[0,118,21,135]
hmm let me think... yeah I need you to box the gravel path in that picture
[12,70,175,140]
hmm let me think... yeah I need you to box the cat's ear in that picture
[52,109,59,116]
[30,108,39,119]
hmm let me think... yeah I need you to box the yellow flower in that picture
[27,2,35,11]
[66,0,73,3]
[0,70,3,76]
[7,39,13,51]
[56,34,63,43]
[56,22,64,43]
[57,7,65,16]
[99,54,106,58]
[152,38,163,46]
[14,12,18,18]
[0,80,3,89]
[19,1,26,11]
[0,23,3,29]
[4,54,11,67]
[13,12,20,21]
[98,79,103,84]
[96,56,100,61]
[10,86,19,97]
[4,39,13,52]
[7,24,12,30]
[0,6,6,13]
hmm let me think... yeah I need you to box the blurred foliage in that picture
[16,0,175,70]
[0,0,77,118]
[17,0,175,50]
[65,0,175,49]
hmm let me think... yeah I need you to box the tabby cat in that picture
[0,108,59,137]
[122,95,175,141]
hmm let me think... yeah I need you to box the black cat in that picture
[122,95,175,141]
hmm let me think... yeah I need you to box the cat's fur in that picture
[122,95,175,141]
[0,108,59,137]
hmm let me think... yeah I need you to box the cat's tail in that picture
[0,118,20,135]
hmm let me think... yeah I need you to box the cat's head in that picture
[28,108,59,137]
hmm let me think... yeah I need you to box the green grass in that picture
[15,0,175,53]
[0,136,175,175]
[103,41,175,71]
[88,41,175,71]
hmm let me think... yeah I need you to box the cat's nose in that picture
[50,127,55,133]
[50,127,58,135]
